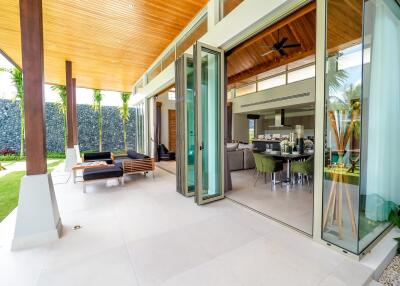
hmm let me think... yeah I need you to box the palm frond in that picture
[92,89,103,112]
[51,85,67,114]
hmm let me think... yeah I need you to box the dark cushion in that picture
[83,166,123,181]
[84,152,111,161]
[127,150,150,160]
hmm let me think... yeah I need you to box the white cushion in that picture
[227,143,239,152]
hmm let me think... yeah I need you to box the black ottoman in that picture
[82,165,124,193]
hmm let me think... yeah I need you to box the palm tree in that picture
[0,67,24,158]
[326,54,348,93]
[92,89,103,151]
[119,92,132,151]
[51,85,67,149]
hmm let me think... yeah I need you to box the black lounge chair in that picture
[157,144,175,161]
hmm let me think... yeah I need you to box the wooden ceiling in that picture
[0,0,208,92]
[227,0,362,87]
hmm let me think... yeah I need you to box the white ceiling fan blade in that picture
[261,50,276,57]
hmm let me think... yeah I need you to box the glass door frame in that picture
[175,54,195,197]
[194,41,225,205]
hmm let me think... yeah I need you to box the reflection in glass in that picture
[359,0,400,251]
[200,48,222,199]
[186,59,195,193]
[322,0,363,253]
[323,0,400,254]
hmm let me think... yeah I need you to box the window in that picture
[248,119,256,142]
[221,0,244,18]
[168,91,176,101]
[176,15,207,57]
[162,48,176,70]
[287,65,315,83]
[257,74,286,91]
[147,61,162,83]
[235,83,256,97]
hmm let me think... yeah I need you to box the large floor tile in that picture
[37,246,138,286]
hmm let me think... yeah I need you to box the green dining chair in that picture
[291,156,314,191]
[253,153,283,190]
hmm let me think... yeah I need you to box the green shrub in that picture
[47,151,66,159]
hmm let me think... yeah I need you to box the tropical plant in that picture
[51,85,68,149]
[119,92,132,151]
[92,89,103,151]
[389,206,400,251]
[326,54,349,93]
[0,67,24,158]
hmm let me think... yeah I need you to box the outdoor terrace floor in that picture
[0,163,376,286]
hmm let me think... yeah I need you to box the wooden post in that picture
[66,61,74,149]
[72,78,78,145]
[20,0,47,175]
[13,0,62,250]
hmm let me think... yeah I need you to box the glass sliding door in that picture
[194,42,225,205]
[359,0,400,251]
[176,55,196,197]
[322,0,400,254]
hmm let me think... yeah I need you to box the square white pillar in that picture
[65,148,78,171]
[12,173,62,250]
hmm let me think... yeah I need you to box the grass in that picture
[0,159,63,222]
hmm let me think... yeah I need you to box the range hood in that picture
[268,109,291,128]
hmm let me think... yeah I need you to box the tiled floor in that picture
[0,163,375,286]
[228,168,313,234]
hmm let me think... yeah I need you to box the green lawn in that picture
[0,160,62,222]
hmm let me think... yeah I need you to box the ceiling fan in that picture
[261,30,301,57]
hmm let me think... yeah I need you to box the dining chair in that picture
[290,156,314,191]
[253,153,283,190]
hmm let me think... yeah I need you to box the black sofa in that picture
[82,152,113,165]
[157,144,175,161]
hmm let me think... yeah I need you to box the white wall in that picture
[156,92,176,149]
[232,78,315,114]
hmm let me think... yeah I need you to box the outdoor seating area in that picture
[75,150,155,193]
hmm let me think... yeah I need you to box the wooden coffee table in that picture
[72,161,112,183]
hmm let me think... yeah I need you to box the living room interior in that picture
[224,2,316,235]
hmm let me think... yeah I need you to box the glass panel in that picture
[147,61,162,83]
[186,58,195,193]
[235,83,256,97]
[162,48,176,70]
[176,16,207,58]
[199,47,222,201]
[257,74,286,91]
[288,65,316,83]
[222,0,244,18]
[248,119,256,142]
[322,0,363,254]
[358,0,400,252]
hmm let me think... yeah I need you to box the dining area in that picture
[252,124,315,190]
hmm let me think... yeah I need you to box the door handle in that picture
[200,144,203,151]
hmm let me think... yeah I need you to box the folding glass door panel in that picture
[176,55,195,197]
[194,42,225,205]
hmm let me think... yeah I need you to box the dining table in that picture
[263,151,313,183]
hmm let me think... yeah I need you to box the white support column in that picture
[12,174,62,250]
[313,0,325,243]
